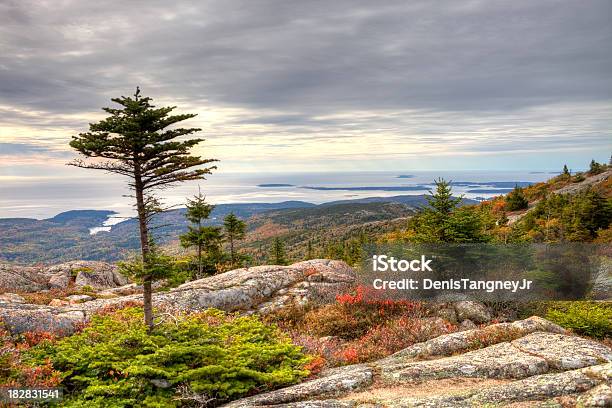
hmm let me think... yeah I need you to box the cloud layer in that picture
[0,0,611,172]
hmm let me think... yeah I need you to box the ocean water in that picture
[0,170,554,220]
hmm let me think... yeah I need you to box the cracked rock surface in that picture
[223,317,611,408]
[0,260,127,292]
[0,259,355,335]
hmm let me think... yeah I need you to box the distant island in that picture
[303,185,429,191]
[466,188,513,194]
[257,183,295,187]
[451,181,533,188]
[396,175,415,179]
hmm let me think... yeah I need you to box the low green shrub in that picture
[545,301,611,339]
[25,308,310,407]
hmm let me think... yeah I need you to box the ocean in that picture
[0,170,555,220]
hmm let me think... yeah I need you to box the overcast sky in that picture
[1,0,611,182]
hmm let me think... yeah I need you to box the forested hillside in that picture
[0,202,314,263]
[0,196,439,264]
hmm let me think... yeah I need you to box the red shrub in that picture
[333,317,456,364]
[0,327,61,388]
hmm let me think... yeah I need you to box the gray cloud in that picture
[0,142,72,157]
[0,0,610,166]
[1,0,611,113]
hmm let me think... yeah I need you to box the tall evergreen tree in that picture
[223,213,246,266]
[412,178,461,242]
[271,237,287,265]
[180,190,223,277]
[69,88,217,329]
[409,178,487,243]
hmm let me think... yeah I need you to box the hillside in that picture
[507,167,612,225]
[234,202,416,264]
[0,202,314,264]
[0,195,461,264]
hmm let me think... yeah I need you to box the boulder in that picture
[0,259,356,335]
[388,316,566,362]
[0,264,47,292]
[0,304,84,336]
[458,319,477,331]
[453,300,492,324]
[0,293,26,304]
[223,322,611,407]
[0,261,128,293]
[48,273,71,289]
[49,299,69,307]
[577,383,612,407]
[65,294,93,304]
[222,365,374,408]
[162,259,355,314]
[45,260,127,290]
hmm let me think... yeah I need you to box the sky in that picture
[0,0,611,217]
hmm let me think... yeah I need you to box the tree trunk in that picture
[134,169,153,331]
[230,236,235,264]
[197,242,203,278]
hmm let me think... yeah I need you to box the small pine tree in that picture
[409,178,489,243]
[427,178,462,216]
[563,164,570,176]
[411,178,462,242]
[506,186,529,211]
[224,213,246,266]
[589,159,603,175]
[271,237,288,265]
[180,191,223,278]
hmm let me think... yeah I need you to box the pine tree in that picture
[589,159,603,175]
[69,88,217,329]
[411,178,461,242]
[271,237,287,265]
[506,186,529,211]
[563,164,570,176]
[409,178,488,243]
[223,213,246,266]
[427,178,461,216]
[180,190,223,278]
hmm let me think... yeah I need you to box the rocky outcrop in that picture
[43,260,128,290]
[0,259,355,335]
[0,260,127,292]
[0,303,86,337]
[452,301,491,324]
[0,264,48,292]
[224,318,611,407]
